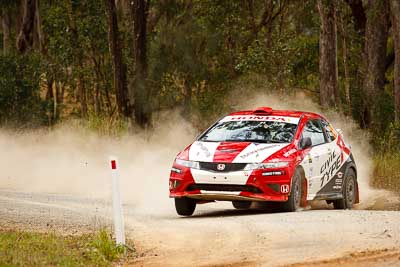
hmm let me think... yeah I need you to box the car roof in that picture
[227,107,323,119]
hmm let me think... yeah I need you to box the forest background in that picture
[1,0,400,192]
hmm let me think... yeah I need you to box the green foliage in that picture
[288,35,319,88]
[90,229,126,262]
[376,122,400,154]
[373,152,400,193]
[41,0,112,118]
[0,228,131,267]
[0,53,47,127]
[42,2,73,68]
[1,0,399,155]
[373,123,400,193]
[83,112,129,136]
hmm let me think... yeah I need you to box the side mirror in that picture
[299,137,312,150]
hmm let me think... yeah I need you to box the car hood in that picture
[188,141,289,163]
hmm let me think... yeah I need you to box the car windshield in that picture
[199,120,298,143]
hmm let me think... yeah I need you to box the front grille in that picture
[199,162,247,172]
[186,183,263,193]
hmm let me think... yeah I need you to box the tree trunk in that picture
[94,82,101,115]
[344,0,366,37]
[16,0,36,53]
[318,0,340,109]
[339,10,351,114]
[34,0,45,54]
[362,0,389,128]
[56,82,63,120]
[45,78,54,125]
[131,0,151,128]
[391,0,400,122]
[1,9,11,54]
[104,0,130,118]
[67,0,87,118]
[77,77,87,117]
[183,78,192,119]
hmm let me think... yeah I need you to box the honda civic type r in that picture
[169,107,359,216]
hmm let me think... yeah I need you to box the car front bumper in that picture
[169,163,294,202]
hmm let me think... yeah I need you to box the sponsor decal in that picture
[308,166,314,178]
[230,116,287,122]
[333,178,343,190]
[220,115,300,124]
[217,164,226,171]
[262,171,284,176]
[196,142,211,157]
[332,176,343,190]
[219,149,238,153]
[239,144,280,159]
[320,151,337,173]
[320,150,342,187]
[284,148,296,157]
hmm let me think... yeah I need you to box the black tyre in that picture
[175,197,196,216]
[333,169,356,210]
[282,169,302,212]
[232,200,252,210]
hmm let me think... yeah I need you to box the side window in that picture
[302,120,326,146]
[321,119,337,142]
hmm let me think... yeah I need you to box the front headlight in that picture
[175,158,200,169]
[244,161,289,170]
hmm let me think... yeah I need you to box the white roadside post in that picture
[109,156,126,245]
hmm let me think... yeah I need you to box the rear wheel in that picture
[333,169,356,209]
[175,197,196,216]
[282,169,302,212]
[232,200,252,210]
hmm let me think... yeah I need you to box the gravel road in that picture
[1,189,400,266]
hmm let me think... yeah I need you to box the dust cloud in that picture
[0,92,396,213]
[0,111,196,213]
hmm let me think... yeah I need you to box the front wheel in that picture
[232,200,252,210]
[282,169,302,212]
[333,169,356,209]
[175,197,196,216]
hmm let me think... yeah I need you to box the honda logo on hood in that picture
[217,164,226,171]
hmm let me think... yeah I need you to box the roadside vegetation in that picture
[0,228,134,267]
[373,123,400,193]
[1,0,400,194]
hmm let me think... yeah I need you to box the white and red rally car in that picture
[169,107,359,216]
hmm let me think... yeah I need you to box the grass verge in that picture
[373,152,400,194]
[0,228,135,267]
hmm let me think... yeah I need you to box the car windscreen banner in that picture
[219,115,300,124]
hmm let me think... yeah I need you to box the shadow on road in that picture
[184,202,295,218]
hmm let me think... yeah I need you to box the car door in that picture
[317,119,346,197]
[300,119,331,200]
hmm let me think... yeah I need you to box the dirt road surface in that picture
[1,190,399,267]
